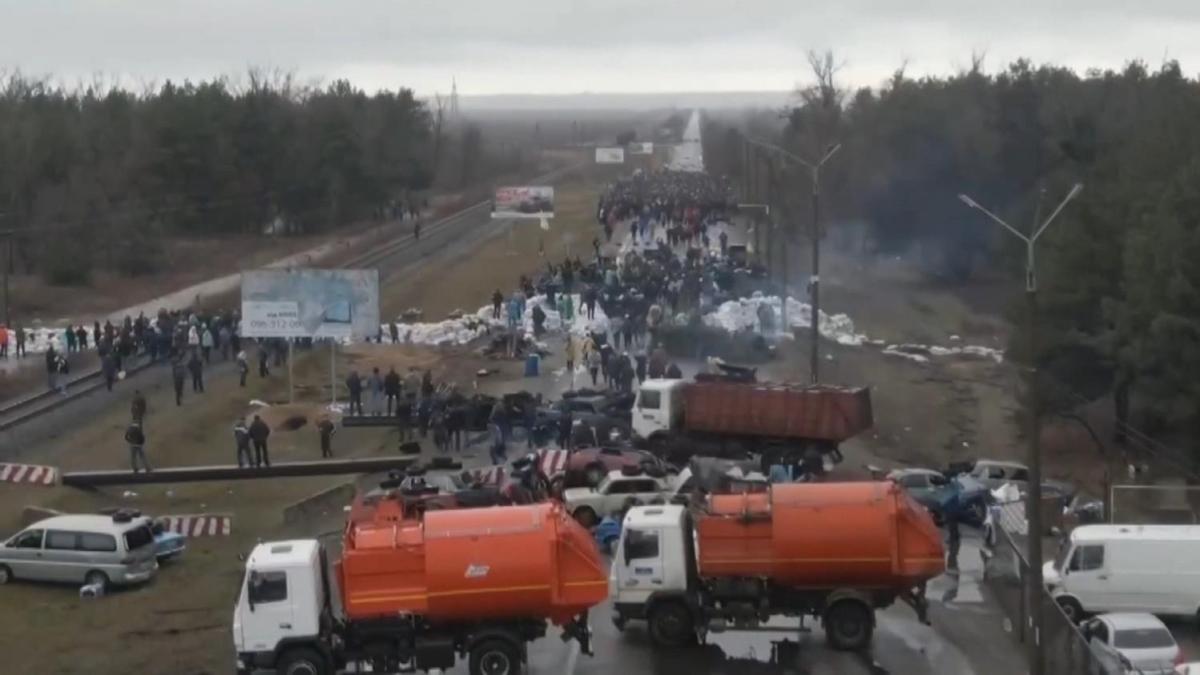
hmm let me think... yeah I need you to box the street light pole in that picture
[746,138,839,383]
[959,183,1083,675]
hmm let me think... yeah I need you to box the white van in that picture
[1043,524,1200,622]
[0,514,159,591]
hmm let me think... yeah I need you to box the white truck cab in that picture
[610,505,693,610]
[233,540,327,674]
[632,379,686,441]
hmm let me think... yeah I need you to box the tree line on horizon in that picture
[705,56,1200,459]
[0,71,530,286]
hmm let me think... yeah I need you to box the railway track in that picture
[0,164,577,433]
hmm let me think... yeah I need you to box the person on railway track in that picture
[346,370,364,416]
[102,352,118,392]
[188,351,204,393]
[171,359,186,406]
[233,419,252,467]
[368,367,384,416]
[125,421,151,473]
[249,414,271,467]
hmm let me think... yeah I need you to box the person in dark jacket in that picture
[665,362,683,378]
[171,360,186,406]
[317,418,335,458]
[248,415,271,467]
[384,368,401,415]
[557,409,573,450]
[75,326,88,351]
[187,352,204,392]
[421,369,434,399]
[258,345,270,377]
[102,352,118,392]
[233,419,252,468]
[492,289,504,319]
[130,390,147,424]
[125,421,150,473]
[395,396,412,443]
[346,370,364,416]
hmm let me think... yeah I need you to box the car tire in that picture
[648,601,694,647]
[0,564,11,585]
[574,507,599,528]
[468,638,520,675]
[824,600,874,651]
[277,647,328,675]
[84,570,109,593]
[1057,596,1085,624]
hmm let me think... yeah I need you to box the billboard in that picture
[241,268,380,339]
[491,186,555,219]
[630,142,654,155]
[595,147,625,164]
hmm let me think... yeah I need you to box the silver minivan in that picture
[0,513,159,591]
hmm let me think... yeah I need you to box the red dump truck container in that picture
[696,481,944,588]
[683,381,873,442]
[338,501,607,625]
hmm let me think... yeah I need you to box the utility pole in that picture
[959,183,1083,675]
[1,223,14,327]
[746,138,839,383]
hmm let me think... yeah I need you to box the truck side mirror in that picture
[623,541,632,567]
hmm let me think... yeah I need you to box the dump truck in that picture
[631,376,873,467]
[609,481,944,650]
[233,500,607,675]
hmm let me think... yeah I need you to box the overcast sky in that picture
[1,1,1197,97]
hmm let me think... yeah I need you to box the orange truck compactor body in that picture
[336,501,608,625]
[696,482,945,588]
[682,382,873,442]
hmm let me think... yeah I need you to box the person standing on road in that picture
[125,421,151,473]
[45,345,59,391]
[384,367,401,415]
[258,343,270,378]
[414,220,422,241]
[0,324,8,358]
[249,415,271,467]
[171,359,186,406]
[219,324,232,360]
[346,370,364,416]
[75,325,88,351]
[368,367,384,416]
[187,352,204,393]
[102,352,118,392]
[317,417,335,458]
[237,350,249,387]
[130,389,147,425]
[65,325,76,353]
[389,322,399,345]
[491,289,504,320]
[233,419,252,468]
[200,323,214,363]
[586,345,601,387]
[15,324,26,358]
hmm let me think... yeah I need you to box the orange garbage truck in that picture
[609,481,945,650]
[233,499,607,675]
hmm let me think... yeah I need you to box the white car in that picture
[1081,613,1182,674]
[563,470,672,527]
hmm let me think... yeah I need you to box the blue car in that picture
[151,521,187,561]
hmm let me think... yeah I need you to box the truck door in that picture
[1063,544,1111,612]
[615,528,664,605]
[240,569,296,652]
[633,388,665,439]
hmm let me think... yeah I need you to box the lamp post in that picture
[745,138,839,383]
[958,183,1083,675]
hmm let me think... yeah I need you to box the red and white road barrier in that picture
[159,514,233,537]
[0,462,58,486]
[470,449,569,486]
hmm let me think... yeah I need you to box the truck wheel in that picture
[824,600,873,651]
[277,647,328,675]
[573,507,599,528]
[1057,596,1085,623]
[469,638,520,675]
[649,601,694,647]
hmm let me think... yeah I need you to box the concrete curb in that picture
[282,481,355,526]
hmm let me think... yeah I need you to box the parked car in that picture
[1081,613,1182,674]
[0,513,158,591]
[558,446,668,490]
[968,459,1074,504]
[887,468,990,526]
[563,469,675,527]
[151,521,187,562]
